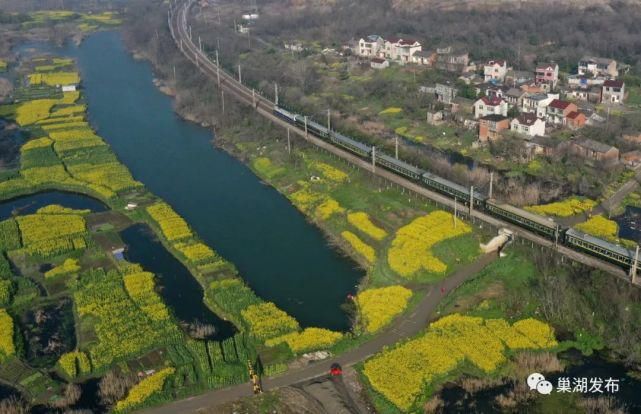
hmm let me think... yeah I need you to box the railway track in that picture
[169,0,632,282]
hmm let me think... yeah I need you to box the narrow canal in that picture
[20,31,362,331]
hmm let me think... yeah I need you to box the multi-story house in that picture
[504,88,526,108]
[383,37,422,63]
[473,96,508,119]
[546,99,578,126]
[479,115,510,142]
[412,50,436,66]
[522,93,558,118]
[435,47,469,73]
[484,60,508,83]
[601,80,625,104]
[357,35,384,57]
[534,62,559,91]
[578,56,618,78]
[566,111,587,130]
[510,113,546,138]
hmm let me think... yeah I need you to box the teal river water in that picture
[18,31,362,331]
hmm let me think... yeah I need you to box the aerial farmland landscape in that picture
[1,0,641,413]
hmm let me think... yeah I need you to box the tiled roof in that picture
[549,99,572,110]
[480,96,504,106]
[576,138,616,153]
[515,113,539,125]
[603,79,624,88]
[371,57,386,64]
[480,114,508,122]
[487,59,506,66]
[567,111,584,120]
[535,62,558,70]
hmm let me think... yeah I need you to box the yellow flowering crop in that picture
[67,162,141,192]
[312,162,348,183]
[525,197,597,217]
[575,215,619,242]
[387,211,472,278]
[21,165,71,184]
[29,71,80,86]
[115,367,175,412]
[15,99,58,125]
[123,272,172,322]
[17,213,85,245]
[241,302,300,341]
[21,137,53,151]
[290,187,325,213]
[265,328,343,353]
[50,104,86,116]
[341,231,376,263]
[347,212,387,241]
[356,286,412,333]
[45,258,81,278]
[59,91,80,104]
[49,128,106,152]
[58,351,91,378]
[363,314,558,410]
[0,309,16,362]
[253,157,285,179]
[175,242,216,263]
[146,202,193,241]
[315,198,345,220]
[379,107,402,115]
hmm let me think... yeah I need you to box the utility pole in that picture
[327,109,331,131]
[395,135,399,159]
[469,185,474,216]
[371,147,376,172]
[489,171,494,199]
[173,65,176,83]
[215,50,220,87]
[238,64,242,84]
[198,36,202,51]
[180,38,183,51]
[304,116,308,138]
[221,90,225,115]
[274,83,279,106]
[252,89,256,107]
[453,198,458,228]
[287,128,291,155]
[630,245,639,283]
[189,25,192,40]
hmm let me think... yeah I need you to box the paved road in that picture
[140,253,498,414]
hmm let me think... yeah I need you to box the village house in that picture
[578,56,618,78]
[566,111,587,130]
[527,136,560,157]
[571,138,620,163]
[284,41,304,52]
[370,57,389,70]
[412,50,436,66]
[458,72,483,85]
[473,96,508,119]
[357,35,384,57]
[566,87,602,103]
[534,62,559,91]
[623,134,641,145]
[504,88,526,108]
[435,83,458,104]
[601,80,626,104]
[479,114,509,142]
[450,96,475,116]
[546,99,578,126]
[435,46,469,73]
[383,37,422,63]
[522,93,558,118]
[505,70,534,87]
[484,60,508,83]
[622,150,641,168]
[510,113,546,138]
[241,12,259,20]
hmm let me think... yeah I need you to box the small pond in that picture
[615,205,641,244]
[120,223,236,340]
[0,191,107,221]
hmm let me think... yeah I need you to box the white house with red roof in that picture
[546,99,578,125]
[484,59,508,83]
[510,113,546,138]
[601,80,626,103]
[383,37,422,63]
[473,96,508,119]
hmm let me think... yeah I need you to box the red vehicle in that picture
[330,363,342,376]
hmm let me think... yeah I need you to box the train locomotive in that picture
[273,105,639,274]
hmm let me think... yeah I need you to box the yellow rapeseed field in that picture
[29,71,80,86]
[312,162,348,183]
[241,302,300,341]
[341,231,376,263]
[45,258,81,278]
[363,314,558,410]
[387,211,472,278]
[575,215,619,242]
[265,328,343,353]
[356,286,412,333]
[525,197,597,217]
[347,212,387,241]
[124,272,172,322]
[115,367,175,412]
[0,309,15,362]
[146,202,193,241]
[315,198,345,220]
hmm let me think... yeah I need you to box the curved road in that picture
[140,253,498,414]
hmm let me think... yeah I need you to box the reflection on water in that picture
[615,206,641,243]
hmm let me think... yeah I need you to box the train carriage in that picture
[375,152,424,180]
[330,131,371,157]
[421,172,486,207]
[565,228,637,269]
[486,199,559,239]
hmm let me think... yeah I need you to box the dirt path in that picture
[138,252,498,414]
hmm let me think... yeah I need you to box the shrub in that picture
[356,286,412,333]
